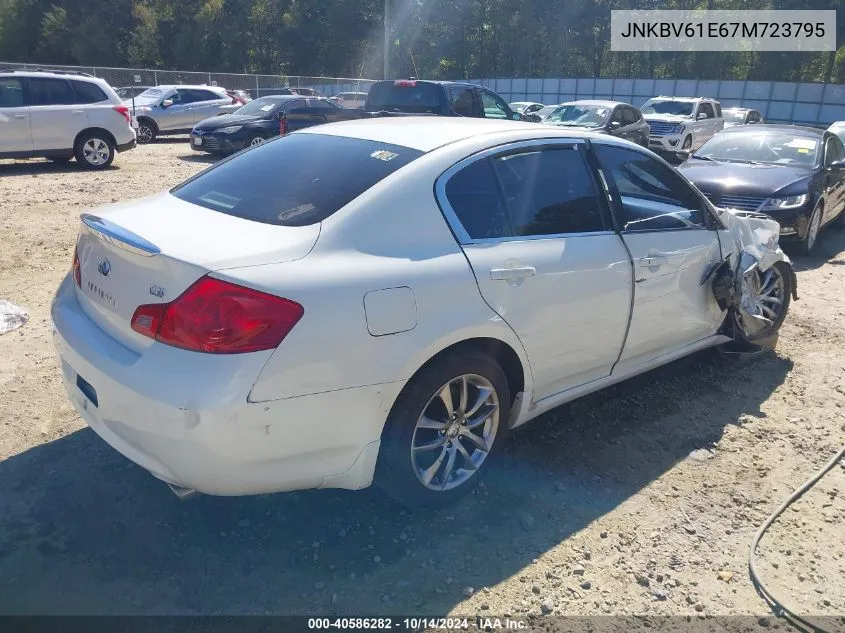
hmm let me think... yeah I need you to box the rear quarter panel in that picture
[228,136,537,403]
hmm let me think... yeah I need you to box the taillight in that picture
[279,116,288,136]
[394,80,417,87]
[130,276,303,354]
[72,245,81,287]
[113,105,130,124]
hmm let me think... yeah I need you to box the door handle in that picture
[13,114,28,119]
[638,255,669,267]
[72,110,85,115]
[490,266,536,280]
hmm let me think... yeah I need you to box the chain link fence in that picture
[0,61,377,99]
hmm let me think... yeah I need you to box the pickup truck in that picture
[191,81,521,154]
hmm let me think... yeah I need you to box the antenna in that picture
[409,48,420,79]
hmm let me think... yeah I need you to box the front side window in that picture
[27,78,75,106]
[480,90,509,119]
[449,87,476,117]
[622,107,639,125]
[0,77,24,107]
[697,102,715,119]
[594,144,705,231]
[171,134,423,226]
[824,136,845,167]
[610,107,625,126]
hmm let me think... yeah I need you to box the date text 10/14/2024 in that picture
[307,617,528,630]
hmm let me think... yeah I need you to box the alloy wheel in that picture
[806,205,822,252]
[137,125,153,143]
[734,264,786,332]
[82,138,111,166]
[410,374,499,492]
[249,136,265,147]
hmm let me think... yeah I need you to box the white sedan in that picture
[51,117,795,508]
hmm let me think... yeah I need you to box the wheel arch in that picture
[74,127,117,151]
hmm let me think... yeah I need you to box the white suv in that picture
[0,70,136,169]
[641,96,724,154]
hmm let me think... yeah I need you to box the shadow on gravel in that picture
[178,153,220,165]
[0,160,118,176]
[788,226,845,272]
[0,349,792,615]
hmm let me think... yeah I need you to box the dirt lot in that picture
[1,140,844,626]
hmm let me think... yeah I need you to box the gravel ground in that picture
[1,141,844,628]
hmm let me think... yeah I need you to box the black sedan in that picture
[678,125,845,254]
[534,100,649,147]
[190,95,345,155]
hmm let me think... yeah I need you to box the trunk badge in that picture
[97,259,111,277]
[149,285,166,299]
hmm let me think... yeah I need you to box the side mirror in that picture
[697,112,708,120]
[828,159,845,171]
[610,120,622,129]
[161,99,173,108]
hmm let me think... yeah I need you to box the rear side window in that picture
[71,80,107,104]
[171,134,423,226]
[0,77,24,107]
[366,81,442,112]
[28,77,75,105]
[444,147,606,239]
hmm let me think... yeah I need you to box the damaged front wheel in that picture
[732,261,793,350]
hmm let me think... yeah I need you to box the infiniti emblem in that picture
[97,259,111,277]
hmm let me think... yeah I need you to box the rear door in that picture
[592,142,725,372]
[0,76,32,153]
[26,77,83,151]
[822,135,845,223]
[437,140,632,400]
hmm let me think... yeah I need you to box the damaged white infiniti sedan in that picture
[51,118,796,508]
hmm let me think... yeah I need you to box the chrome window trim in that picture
[435,137,614,245]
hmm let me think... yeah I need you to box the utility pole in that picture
[383,0,390,79]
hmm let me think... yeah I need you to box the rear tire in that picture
[375,350,510,510]
[74,132,115,170]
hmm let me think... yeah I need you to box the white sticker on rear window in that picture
[370,150,398,162]
[261,104,274,111]
[785,138,817,149]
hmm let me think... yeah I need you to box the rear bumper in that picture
[116,138,137,153]
[50,275,392,496]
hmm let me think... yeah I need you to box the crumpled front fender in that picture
[709,208,798,345]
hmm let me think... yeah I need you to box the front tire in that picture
[375,351,510,509]
[136,119,157,144]
[732,261,792,349]
[247,134,266,148]
[798,201,823,255]
[74,132,115,170]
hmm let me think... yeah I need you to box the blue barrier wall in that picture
[470,77,845,127]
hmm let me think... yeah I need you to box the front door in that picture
[592,143,725,373]
[0,77,32,153]
[438,140,632,401]
[822,135,845,223]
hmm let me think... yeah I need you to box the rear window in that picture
[366,81,442,112]
[171,134,423,226]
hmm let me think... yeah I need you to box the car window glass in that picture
[27,77,75,106]
[698,103,715,119]
[594,144,704,231]
[824,137,844,166]
[0,77,24,107]
[480,90,509,119]
[622,107,639,125]
[308,99,334,109]
[714,102,722,117]
[445,159,513,239]
[449,87,476,117]
[70,80,107,104]
[611,107,625,125]
[193,89,221,102]
[492,147,605,235]
[833,137,845,163]
[282,99,307,111]
[171,135,423,226]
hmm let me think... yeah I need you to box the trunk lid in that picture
[74,193,319,352]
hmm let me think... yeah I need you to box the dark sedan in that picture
[190,95,343,154]
[678,125,845,254]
